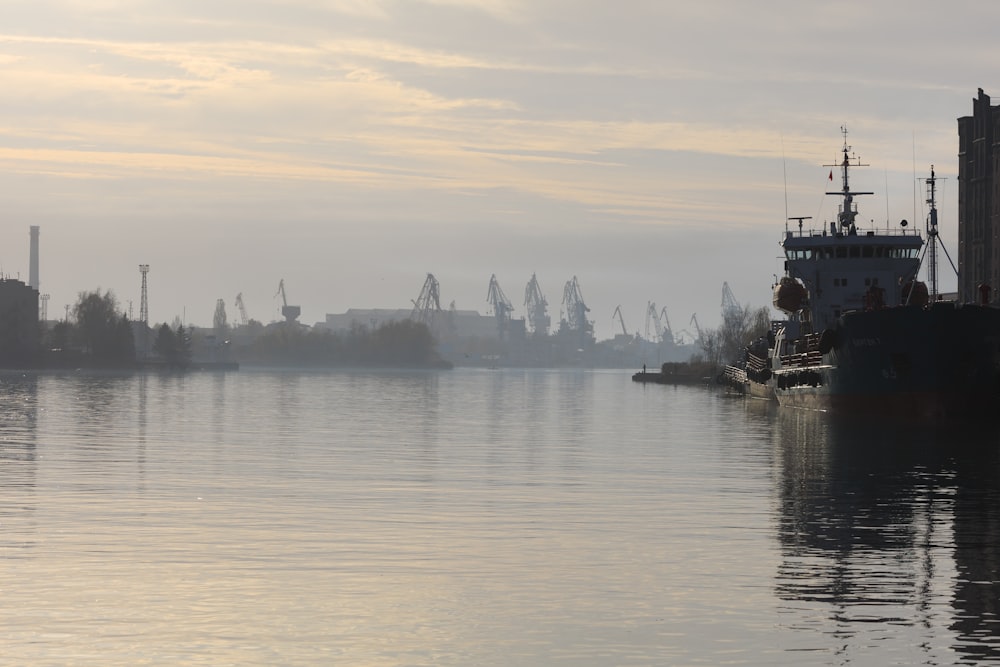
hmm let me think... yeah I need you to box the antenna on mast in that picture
[824,126,872,231]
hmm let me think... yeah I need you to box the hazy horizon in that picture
[1,1,994,338]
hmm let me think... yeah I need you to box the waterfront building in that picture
[957,88,1000,303]
[0,277,40,366]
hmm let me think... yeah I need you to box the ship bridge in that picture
[782,227,922,261]
[781,226,923,331]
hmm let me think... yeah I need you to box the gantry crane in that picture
[275,279,301,323]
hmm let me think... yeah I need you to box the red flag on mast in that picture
[828,170,833,181]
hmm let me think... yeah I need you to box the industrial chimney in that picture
[28,226,39,291]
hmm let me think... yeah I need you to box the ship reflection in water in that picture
[764,402,1000,663]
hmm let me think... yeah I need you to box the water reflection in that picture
[771,406,1000,662]
[136,373,147,494]
[0,373,38,555]
[0,373,39,458]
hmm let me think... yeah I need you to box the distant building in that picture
[320,308,503,340]
[320,309,411,333]
[0,278,40,366]
[957,88,1000,303]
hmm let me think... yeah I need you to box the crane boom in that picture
[721,281,740,318]
[690,313,702,339]
[612,305,628,337]
[276,279,287,307]
[645,301,666,342]
[235,293,249,326]
[410,273,442,324]
[274,279,300,323]
[487,274,514,338]
[561,276,590,331]
[524,273,550,336]
[659,306,674,343]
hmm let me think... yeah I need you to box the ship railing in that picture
[746,352,769,373]
[720,365,748,390]
[802,332,823,352]
[785,225,921,239]
[779,350,823,368]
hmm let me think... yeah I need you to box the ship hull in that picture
[774,302,1000,419]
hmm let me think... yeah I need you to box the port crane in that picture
[275,279,301,323]
[560,276,593,341]
[486,274,513,338]
[410,273,442,325]
[234,293,249,327]
[645,302,661,342]
[644,303,682,345]
[689,313,703,341]
[524,273,550,337]
[660,306,676,344]
[721,281,740,319]
[645,302,675,343]
[612,305,630,338]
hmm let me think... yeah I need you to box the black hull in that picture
[774,302,1000,419]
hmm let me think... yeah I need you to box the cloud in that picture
[0,0,992,331]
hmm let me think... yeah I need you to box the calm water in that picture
[1,368,999,666]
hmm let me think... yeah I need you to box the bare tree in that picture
[700,303,772,368]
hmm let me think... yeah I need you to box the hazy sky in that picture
[1,0,996,339]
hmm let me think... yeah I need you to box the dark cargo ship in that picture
[752,129,1000,418]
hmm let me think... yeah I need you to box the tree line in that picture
[44,290,135,367]
[39,290,447,369]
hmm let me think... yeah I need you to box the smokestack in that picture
[29,226,39,291]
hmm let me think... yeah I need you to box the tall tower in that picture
[139,264,150,359]
[139,264,149,325]
[28,226,39,291]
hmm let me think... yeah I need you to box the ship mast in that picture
[925,166,939,297]
[825,126,872,231]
